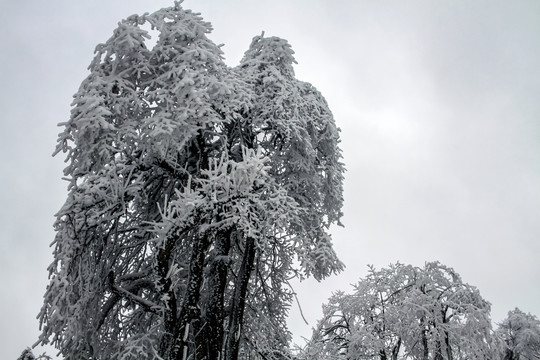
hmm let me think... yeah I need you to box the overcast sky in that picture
[1,1,539,358]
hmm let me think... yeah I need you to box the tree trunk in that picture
[200,228,232,359]
[503,348,514,360]
[444,330,453,360]
[157,236,179,358]
[167,234,211,360]
[434,341,444,360]
[225,236,256,360]
[168,130,211,360]
[422,328,429,360]
[391,337,401,360]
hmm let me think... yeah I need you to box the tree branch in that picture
[108,271,160,314]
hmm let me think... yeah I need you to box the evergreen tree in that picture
[36,3,344,360]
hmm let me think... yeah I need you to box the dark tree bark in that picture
[225,236,256,360]
[157,236,179,358]
[200,228,232,359]
[391,337,401,360]
[444,330,453,360]
[422,323,429,360]
[167,235,211,360]
[503,348,515,360]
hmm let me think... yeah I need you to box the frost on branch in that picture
[38,3,344,360]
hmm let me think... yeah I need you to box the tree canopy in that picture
[36,3,344,360]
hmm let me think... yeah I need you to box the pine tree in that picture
[37,3,344,360]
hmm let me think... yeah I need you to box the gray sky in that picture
[1,1,539,358]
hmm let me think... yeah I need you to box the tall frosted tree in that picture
[36,3,344,360]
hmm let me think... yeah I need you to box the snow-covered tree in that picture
[496,308,540,360]
[17,348,36,360]
[303,262,494,360]
[403,262,495,360]
[17,348,51,360]
[36,3,343,360]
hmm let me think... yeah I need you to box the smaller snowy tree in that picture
[406,262,495,360]
[17,348,35,360]
[496,308,540,360]
[303,262,495,360]
[16,348,51,360]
